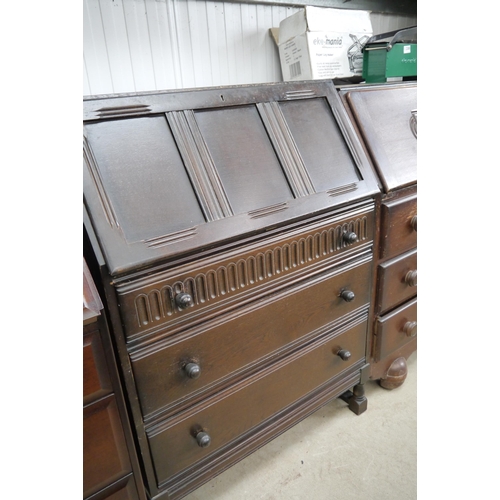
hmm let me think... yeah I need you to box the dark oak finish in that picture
[83,323,113,405]
[379,194,417,259]
[374,297,417,361]
[132,255,372,421]
[83,81,381,500]
[339,82,417,389]
[88,475,140,500]
[148,317,368,486]
[83,81,379,277]
[115,202,375,344]
[344,85,417,192]
[376,248,417,314]
[370,337,417,387]
[83,260,146,500]
[194,105,295,213]
[83,395,133,497]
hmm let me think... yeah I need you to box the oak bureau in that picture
[339,82,417,389]
[83,80,381,499]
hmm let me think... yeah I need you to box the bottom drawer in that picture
[374,298,417,361]
[147,315,367,487]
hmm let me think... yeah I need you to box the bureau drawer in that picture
[374,297,417,361]
[146,317,367,486]
[84,322,113,405]
[377,248,417,314]
[83,395,132,498]
[115,204,375,343]
[380,195,417,259]
[131,255,372,420]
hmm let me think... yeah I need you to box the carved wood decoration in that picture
[115,203,374,344]
[83,81,381,500]
[166,110,233,222]
[256,101,315,198]
[83,81,378,277]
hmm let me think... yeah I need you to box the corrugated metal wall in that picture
[83,0,416,96]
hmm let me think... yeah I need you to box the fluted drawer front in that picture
[374,297,417,362]
[115,203,375,343]
[131,254,372,421]
[146,315,367,486]
[377,248,417,315]
[380,195,417,260]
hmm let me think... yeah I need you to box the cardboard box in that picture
[278,6,373,81]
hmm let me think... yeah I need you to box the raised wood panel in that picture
[147,315,367,486]
[193,105,294,215]
[279,97,361,191]
[131,254,372,421]
[84,116,206,243]
[83,81,380,277]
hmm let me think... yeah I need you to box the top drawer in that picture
[115,203,375,344]
[379,194,417,260]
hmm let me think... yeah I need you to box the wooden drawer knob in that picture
[410,215,417,232]
[195,431,211,448]
[184,362,201,379]
[403,321,417,337]
[405,270,417,287]
[175,292,193,309]
[342,231,358,244]
[337,349,351,361]
[340,290,355,302]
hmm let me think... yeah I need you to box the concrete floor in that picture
[184,353,417,500]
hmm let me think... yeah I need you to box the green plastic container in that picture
[361,27,417,83]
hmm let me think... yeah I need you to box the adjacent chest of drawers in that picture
[339,82,417,389]
[83,259,146,500]
[83,81,380,499]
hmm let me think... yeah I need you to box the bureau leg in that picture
[379,357,408,390]
[340,383,367,415]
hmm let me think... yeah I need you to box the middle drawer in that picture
[130,254,372,421]
[146,315,368,488]
[377,248,417,314]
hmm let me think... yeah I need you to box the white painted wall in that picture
[83,0,416,96]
